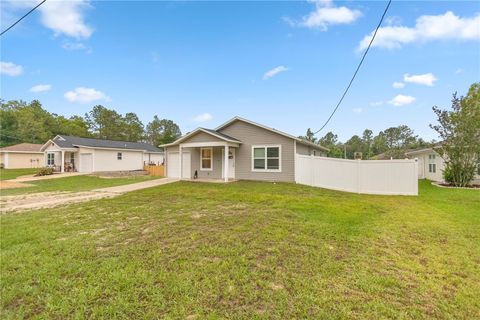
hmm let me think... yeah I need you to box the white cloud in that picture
[3,0,93,39]
[263,66,288,80]
[62,41,92,53]
[389,94,416,106]
[40,0,93,39]
[403,73,437,86]
[290,0,361,30]
[0,61,23,76]
[370,101,384,107]
[352,107,363,113]
[392,81,405,89]
[30,84,52,93]
[193,113,213,123]
[64,87,110,103]
[455,68,464,74]
[358,11,480,51]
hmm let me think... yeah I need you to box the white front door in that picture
[222,148,235,179]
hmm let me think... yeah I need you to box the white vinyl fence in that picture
[295,156,418,196]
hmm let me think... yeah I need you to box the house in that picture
[161,117,328,182]
[41,135,164,173]
[0,143,44,169]
[406,147,480,184]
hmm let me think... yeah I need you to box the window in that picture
[200,148,213,170]
[428,154,436,173]
[47,153,55,166]
[252,145,281,171]
[117,152,122,160]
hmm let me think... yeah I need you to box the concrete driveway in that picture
[1,178,178,213]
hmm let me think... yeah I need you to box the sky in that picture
[1,0,479,142]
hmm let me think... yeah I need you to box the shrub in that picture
[36,167,54,176]
[443,166,454,184]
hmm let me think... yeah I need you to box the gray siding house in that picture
[161,117,328,182]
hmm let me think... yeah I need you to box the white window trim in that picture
[47,152,55,166]
[251,145,282,172]
[117,152,123,160]
[200,147,213,171]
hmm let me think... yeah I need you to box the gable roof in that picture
[0,143,43,153]
[43,135,162,152]
[216,117,329,152]
[159,127,242,147]
[405,144,442,156]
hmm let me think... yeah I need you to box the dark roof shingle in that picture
[52,135,162,152]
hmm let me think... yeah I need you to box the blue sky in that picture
[1,0,479,141]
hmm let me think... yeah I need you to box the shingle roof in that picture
[0,143,43,152]
[52,135,162,152]
[200,128,242,142]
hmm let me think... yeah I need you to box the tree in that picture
[430,83,480,187]
[122,112,144,142]
[145,116,181,146]
[300,128,317,143]
[345,135,364,159]
[362,129,373,159]
[85,105,124,140]
[53,115,91,137]
[318,131,343,158]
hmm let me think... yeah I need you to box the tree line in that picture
[0,100,181,147]
[300,125,430,160]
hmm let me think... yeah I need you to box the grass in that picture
[0,168,38,181]
[1,180,479,319]
[1,175,159,196]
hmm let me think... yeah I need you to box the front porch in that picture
[45,150,78,173]
[178,141,239,182]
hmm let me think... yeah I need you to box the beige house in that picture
[161,117,328,182]
[0,143,44,169]
[41,135,164,173]
[406,147,480,184]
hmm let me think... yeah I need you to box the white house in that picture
[41,135,164,173]
[406,147,480,184]
[0,143,44,169]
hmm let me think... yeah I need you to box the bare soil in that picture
[0,181,34,190]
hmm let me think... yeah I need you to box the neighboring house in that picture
[40,135,164,173]
[406,147,480,184]
[161,116,328,182]
[0,143,44,169]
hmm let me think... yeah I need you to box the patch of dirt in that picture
[1,191,118,213]
[0,180,34,189]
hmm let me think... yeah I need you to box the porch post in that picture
[61,150,65,173]
[224,144,229,182]
[179,145,183,179]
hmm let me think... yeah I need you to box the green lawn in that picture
[1,175,159,196]
[1,180,479,318]
[0,168,38,181]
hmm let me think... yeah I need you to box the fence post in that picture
[356,159,361,194]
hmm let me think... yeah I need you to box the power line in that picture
[314,0,392,135]
[0,0,47,37]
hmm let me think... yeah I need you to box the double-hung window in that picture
[47,153,55,166]
[252,145,281,172]
[200,148,213,170]
[117,152,123,160]
[428,154,436,173]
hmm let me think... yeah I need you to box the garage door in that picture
[79,153,93,173]
[167,152,191,179]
